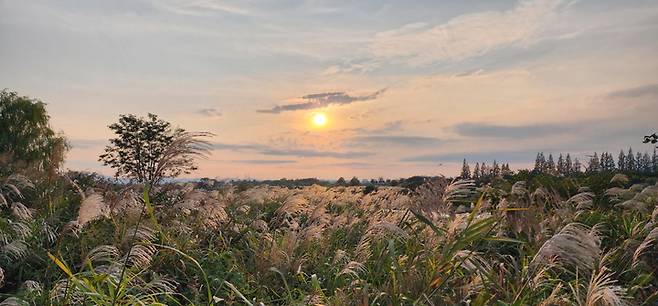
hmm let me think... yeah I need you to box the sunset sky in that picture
[2,0,657,179]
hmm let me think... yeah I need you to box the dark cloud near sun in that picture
[196,108,222,117]
[232,159,297,164]
[212,142,373,159]
[349,135,444,147]
[258,88,386,114]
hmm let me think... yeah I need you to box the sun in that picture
[312,113,328,127]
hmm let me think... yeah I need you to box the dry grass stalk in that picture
[583,267,629,306]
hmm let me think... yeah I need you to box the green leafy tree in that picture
[99,113,212,186]
[349,176,361,186]
[0,90,68,175]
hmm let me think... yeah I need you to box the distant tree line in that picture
[459,159,512,180]
[532,148,657,176]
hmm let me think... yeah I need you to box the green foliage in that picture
[99,114,212,186]
[2,101,658,304]
[0,90,68,176]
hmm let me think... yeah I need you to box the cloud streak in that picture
[232,159,297,164]
[452,122,572,138]
[349,135,444,147]
[607,83,658,99]
[401,149,541,163]
[197,108,222,117]
[258,89,386,113]
[212,142,373,159]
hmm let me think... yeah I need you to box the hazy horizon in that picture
[2,0,657,179]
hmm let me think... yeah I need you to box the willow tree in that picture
[0,90,68,176]
[99,113,212,186]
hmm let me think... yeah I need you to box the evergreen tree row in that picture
[533,148,657,175]
[460,159,512,180]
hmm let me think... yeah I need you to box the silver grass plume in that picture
[567,192,594,211]
[76,193,108,226]
[532,223,601,272]
[632,226,658,268]
[609,174,629,186]
[0,297,28,306]
[582,267,629,306]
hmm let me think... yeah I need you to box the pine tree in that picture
[501,163,511,175]
[534,153,544,172]
[473,163,481,181]
[573,158,582,173]
[557,154,565,175]
[627,148,635,172]
[605,152,616,170]
[546,154,556,175]
[460,159,471,179]
[653,149,658,174]
[565,154,573,176]
[642,152,651,173]
[599,152,614,171]
[492,160,501,177]
[587,152,600,173]
[618,150,626,171]
[634,152,643,173]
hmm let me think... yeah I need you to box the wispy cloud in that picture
[232,159,297,164]
[150,0,256,17]
[212,142,373,159]
[260,147,373,158]
[196,108,222,117]
[349,135,444,147]
[607,83,658,99]
[401,149,539,163]
[258,89,386,114]
[322,162,374,169]
[452,122,572,138]
[370,0,566,65]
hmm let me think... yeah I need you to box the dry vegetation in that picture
[2,170,658,305]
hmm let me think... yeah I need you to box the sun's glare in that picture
[312,113,328,127]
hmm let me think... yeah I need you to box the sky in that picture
[1,0,657,180]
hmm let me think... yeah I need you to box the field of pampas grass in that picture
[1,172,658,305]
